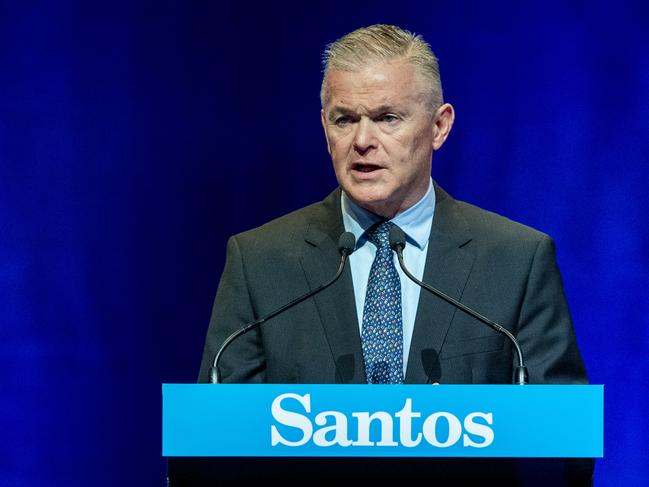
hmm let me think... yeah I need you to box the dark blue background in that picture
[2,1,647,485]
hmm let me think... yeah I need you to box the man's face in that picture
[321,59,454,218]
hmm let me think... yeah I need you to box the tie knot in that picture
[368,221,394,249]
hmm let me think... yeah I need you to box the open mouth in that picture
[351,162,383,173]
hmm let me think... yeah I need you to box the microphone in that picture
[209,232,357,384]
[388,226,529,385]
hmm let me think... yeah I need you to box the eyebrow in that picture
[327,104,401,121]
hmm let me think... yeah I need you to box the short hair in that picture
[320,24,444,110]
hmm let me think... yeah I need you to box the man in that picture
[198,24,588,388]
[194,23,593,485]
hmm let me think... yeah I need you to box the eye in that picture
[378,113,400,124]
[334,116,351,126]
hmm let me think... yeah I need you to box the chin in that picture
[349,193,395,216]
[347,187,384,203]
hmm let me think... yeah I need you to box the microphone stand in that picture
[209,233,356,384]
[389,227,528,385]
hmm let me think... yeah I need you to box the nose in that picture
[352,117,377,155]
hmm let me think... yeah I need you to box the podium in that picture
[163,384,602,485]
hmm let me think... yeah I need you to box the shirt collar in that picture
[341,178,436,250]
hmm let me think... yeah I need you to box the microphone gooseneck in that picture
[388,226,529,385]
[209,232,356,384]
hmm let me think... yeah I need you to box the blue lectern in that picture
[163,384,602,485]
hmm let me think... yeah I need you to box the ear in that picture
[432,103,455,151]
[321,109,332,155]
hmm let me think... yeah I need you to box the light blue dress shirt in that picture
[341,179,436,376]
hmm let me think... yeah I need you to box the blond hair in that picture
[320,24,444,109]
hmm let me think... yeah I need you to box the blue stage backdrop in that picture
[1,1,647,485]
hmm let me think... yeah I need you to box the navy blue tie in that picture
[361,221,404,384]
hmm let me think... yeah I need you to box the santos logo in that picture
[271,393,494,448]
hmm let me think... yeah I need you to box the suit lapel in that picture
[299,189,365,383]
[405,184,475,384]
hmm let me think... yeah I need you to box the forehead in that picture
[324,60,427,110]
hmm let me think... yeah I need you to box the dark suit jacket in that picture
[198,182,588,386]
[192,182,593,485]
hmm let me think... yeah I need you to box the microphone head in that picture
[389,225,406,252]
[338,232,356,256]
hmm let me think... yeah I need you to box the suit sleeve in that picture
[515,235,589,384]
[197,235,266,383]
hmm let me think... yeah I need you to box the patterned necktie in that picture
[361,221,404,384]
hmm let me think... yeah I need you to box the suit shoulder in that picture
[228,194,337,253]
[454,199,551,247]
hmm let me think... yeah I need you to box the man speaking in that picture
[198,24,588,388]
